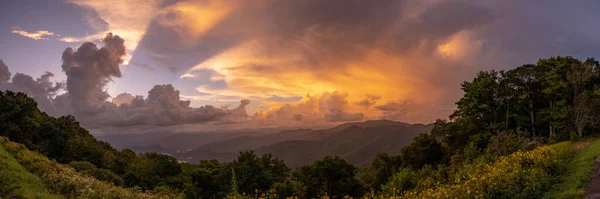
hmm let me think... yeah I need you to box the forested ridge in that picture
[2,56,600,198]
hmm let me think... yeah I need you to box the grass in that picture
[0,142,62,199]
[543,137,600,199]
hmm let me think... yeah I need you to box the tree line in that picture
[1,56,599,198]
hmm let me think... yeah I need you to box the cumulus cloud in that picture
[0,62,64,116]
[255,91,365,124]
[1,33,253,128]
[375,101,411,120]
[97,84,239,126]
[60,33,125,114]
[12,28,59,40]
[111,92,134,106]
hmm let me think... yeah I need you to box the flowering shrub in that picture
[372,145,565,199]
[0,137,181,199]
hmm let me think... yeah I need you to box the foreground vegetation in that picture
[0,137,180,198]
[0,140,61,198]
[2,56,600,198]
[370,142,567,198]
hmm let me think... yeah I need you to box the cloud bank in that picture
[158,0,498,124]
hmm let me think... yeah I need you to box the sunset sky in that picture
[1,0,600,131]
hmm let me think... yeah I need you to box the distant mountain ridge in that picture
[177,120,433,167]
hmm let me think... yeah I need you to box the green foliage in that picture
[399,133,445,168]
[0,141,62,198]
[230,167,240,197]
[69,161,97,172]
[293,156,364,198]
[69,161,124,186]
[123,152,182,190]
[225,151,291,196]
[271,179,307,199]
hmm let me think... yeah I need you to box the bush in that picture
[69,161,97,172]
[69,160,124,186]
[485,131,529,157]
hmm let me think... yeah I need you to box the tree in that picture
[572,93,596,138]
[400,133,445,169]
[224,151,290,196]
[294,156,364,198]
[124,153,182,190]
[452,71,503,132]
[370,153,400,191]
[505,64,543,138]
[272,180,307,199]
[568,61,597,137]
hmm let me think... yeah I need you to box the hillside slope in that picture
[0,140,61,198]
[0,137,178,199]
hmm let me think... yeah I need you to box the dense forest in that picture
[2,56,600,198]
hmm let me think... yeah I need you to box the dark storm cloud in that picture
[324,108,364,122]
[0,60,10,83]
[356,95,382,109]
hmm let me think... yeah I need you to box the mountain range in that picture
[96,120,432,167]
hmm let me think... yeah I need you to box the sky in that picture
[1,0,600,132]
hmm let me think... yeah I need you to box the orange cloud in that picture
[12,28,58,40]
[164,0,494,124]
[156,0,238,45]
[65,0,163,64]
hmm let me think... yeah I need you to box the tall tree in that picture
[568,60,596,137]
[505,64,543,138]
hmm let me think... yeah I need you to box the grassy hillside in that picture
[0,138,61,198]
[543,137,600,198]
[0,137,180,199]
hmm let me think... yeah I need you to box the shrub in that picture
[69,161,97,172]
[485,131,529,157]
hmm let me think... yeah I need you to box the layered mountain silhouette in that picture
[175,120,433,167]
